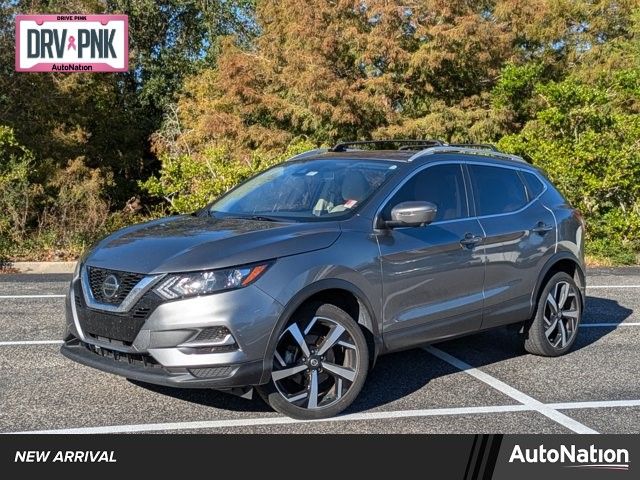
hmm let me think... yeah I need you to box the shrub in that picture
[0,126,40,255]
[498,71,640,264]
[141,139,317,214]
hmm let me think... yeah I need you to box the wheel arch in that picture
[259,279,381,384]
[529,252,586,319]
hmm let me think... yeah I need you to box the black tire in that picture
[257,302,369,420]
[524,272,582,357]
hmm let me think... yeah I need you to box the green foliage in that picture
[498,31,640,264]
[0,126,37,241]
[492,62,545,125]
[1,1,640,264]
[141,139,317,213]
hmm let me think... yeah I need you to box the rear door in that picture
[467,163,556,328]
[377,162,486,351]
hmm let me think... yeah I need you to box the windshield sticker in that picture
[344,199,358,208]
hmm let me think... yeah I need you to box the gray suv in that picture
[62,140,586,419]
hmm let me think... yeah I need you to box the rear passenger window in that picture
[384,164,468,222]
[469,165,528,216]
[521,171,545,199]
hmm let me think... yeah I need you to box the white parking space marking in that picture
[550,399,640,410]
[581,323,640,328]
[7,398,640,434]
[0,295,65,299]
[423,345,598,434]
[0,405,554,434]
[0,340,63,346]
[587,285,640,289]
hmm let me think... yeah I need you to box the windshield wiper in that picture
[249,215,283,222]
[218,214,283,222]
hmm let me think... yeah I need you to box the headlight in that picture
[154,263,271,300]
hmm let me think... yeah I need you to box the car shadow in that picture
[130,295,632,414]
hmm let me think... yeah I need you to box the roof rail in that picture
[447,143,499,151]
[330,139,444,152]
[406,146,527,164]
[286,148,328,161]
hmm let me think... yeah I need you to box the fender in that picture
[258,278,382,384]
[528,251,586,318]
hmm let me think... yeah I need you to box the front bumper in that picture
[60,338,264,389]
[64,273,284,389]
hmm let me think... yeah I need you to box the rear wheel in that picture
[524,272,582,356]
[257,302,369,420]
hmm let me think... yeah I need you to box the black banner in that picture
[0,434,636,478]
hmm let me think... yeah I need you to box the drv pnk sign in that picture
[15,14,128,72]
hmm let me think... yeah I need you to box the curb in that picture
[8,261,77,274]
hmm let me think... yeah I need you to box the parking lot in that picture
[1,268,639,434]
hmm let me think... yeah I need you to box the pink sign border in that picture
[15,14,129,72]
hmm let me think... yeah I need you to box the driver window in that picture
[383,164,468,222]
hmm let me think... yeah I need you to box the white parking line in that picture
[7,398,640,434]
[7,405,532,434]
[587,285,640,289]
[0,340,63,346]
[0,294,65,299]
[550,399,640,410]
[581,323,640,328]
[423,345,598,434]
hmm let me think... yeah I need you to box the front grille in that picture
[74,279,162,343]
[88,267,145,305]
[83,341,160,368]
[87,333,133,347]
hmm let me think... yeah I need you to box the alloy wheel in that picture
[543,280,580,349]
[271,316,359,410]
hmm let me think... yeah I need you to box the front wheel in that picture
[524,272,582,357]
[257,302,369,420]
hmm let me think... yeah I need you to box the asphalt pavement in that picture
[1,268,639,434]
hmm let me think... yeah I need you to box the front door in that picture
[377,162,486,351]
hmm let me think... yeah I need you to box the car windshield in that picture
[209,159,399,221]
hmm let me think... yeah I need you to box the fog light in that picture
[178,326,237,353]
[193,326,232,343]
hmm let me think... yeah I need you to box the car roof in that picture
[293,148,533,170]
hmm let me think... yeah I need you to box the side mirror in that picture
[384,201,437,228]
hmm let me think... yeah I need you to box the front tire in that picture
[257,302,369,420]
[524,272,582,357]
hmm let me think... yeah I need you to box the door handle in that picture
[460,233,482,248]
[531,222,553,234]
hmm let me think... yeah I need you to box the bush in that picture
[141,139,317,214]
[40,157,113,248]
[0,126,40,259]
[498,69,640,264]
[0,131,117,261]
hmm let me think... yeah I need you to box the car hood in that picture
[84,215,341,274]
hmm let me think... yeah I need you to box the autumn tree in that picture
[0,0,255,259]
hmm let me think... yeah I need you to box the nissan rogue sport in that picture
[62,140,586,420]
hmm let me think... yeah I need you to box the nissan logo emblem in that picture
[101,274,120,299]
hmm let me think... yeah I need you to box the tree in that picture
[499,12,640,262]
[0,0,255,259]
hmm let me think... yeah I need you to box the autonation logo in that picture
[509,444,630,471]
